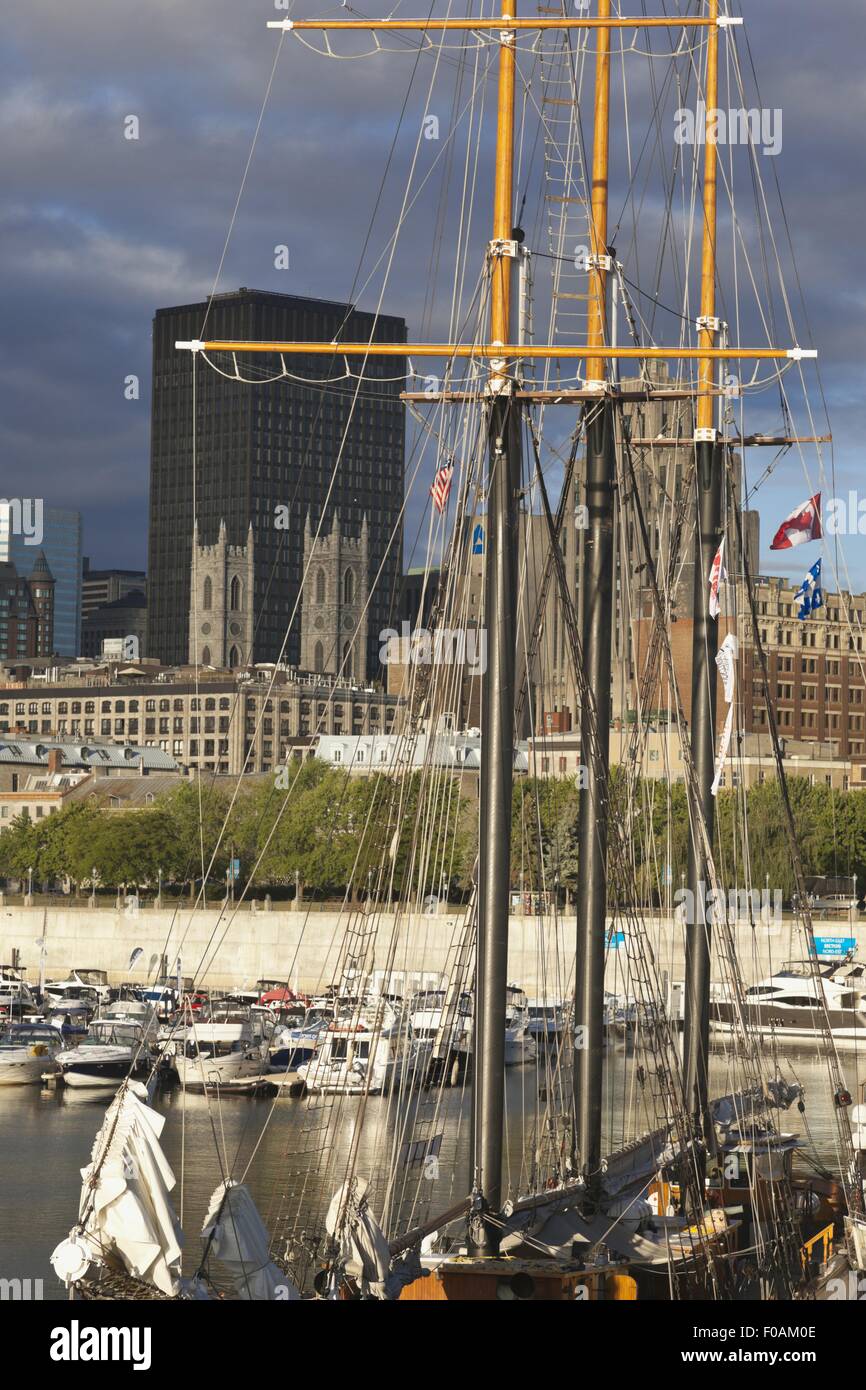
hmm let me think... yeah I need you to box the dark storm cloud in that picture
[0,0,863,587]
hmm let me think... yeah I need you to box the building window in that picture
[229,645,240,669]
[315,568,326,603]
[314,641,324,673]
[343,568,354,604]
[203,576,212,611]
[202,646,211,666]
[230,576,242,611]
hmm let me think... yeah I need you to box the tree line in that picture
[0,765,863,903]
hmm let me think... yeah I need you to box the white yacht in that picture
[297,998,431,1095]
[711,958,866,1045]
[504,985,537,1066]
[0,980,42,1026]
[57,1020,153,1089]
[0,1023,63,1085]
[409,988,473,1083]
[44,969,111,1006]
[100,998,160,1041]
[269,1005,330,1072]
[173,1013,270,1091]
[526,998,568,1047]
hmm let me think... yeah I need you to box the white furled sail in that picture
[325,1177,392,1299]
[50,1080,182,1297]
[201,1180,299,1300]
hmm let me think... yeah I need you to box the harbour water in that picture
[0,1046,858,1299]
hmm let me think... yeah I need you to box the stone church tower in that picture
[300,511,368,682]
[188,519,254,669]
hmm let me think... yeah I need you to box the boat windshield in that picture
[411,991,446,1010]
[75,971,108,986]
[85,1024,143,1047]
[185,1039,246,1059]
[2,1026,60,1046]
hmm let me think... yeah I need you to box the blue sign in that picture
[229,859,241,882]
[472,523,484,555]
[811,936,856,960]
[606,931,625,950]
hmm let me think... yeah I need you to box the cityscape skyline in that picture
[1,2,863,590]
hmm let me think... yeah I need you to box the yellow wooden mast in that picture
[176,13,813,373]
[697,0,721,435]
[585,0,611,390]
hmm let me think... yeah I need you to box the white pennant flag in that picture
[708,535,727,619]
[711,634,738,796]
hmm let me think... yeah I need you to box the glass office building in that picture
[0,503,83,657]
[148,289,406,673]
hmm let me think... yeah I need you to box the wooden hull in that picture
[398,1258,637,1301]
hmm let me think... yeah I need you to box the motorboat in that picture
[504,985,537,1066]
[0,1022,63,1085]
[98,998,160,1044]
[141,983,180,1019]
[269,1004,330,1072]
[526,998,568,1047]
[0,981,42,1026]
[409,988,473,1083]
[297,998,432,1095]
[44,969,111,1006]
[711,959,866,1046]
[44,997,94,1041]
[56,1019,153,1089]
[173,1013,270,1091]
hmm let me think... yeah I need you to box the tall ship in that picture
[48,0,866,1303]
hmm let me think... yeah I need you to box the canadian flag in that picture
[708,535,726,620]
[769,493,822,550]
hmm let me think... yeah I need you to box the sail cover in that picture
[50,1080,183,1296]
[325,1177,392,1298]
[201,1180,299,1300]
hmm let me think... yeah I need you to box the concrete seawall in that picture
[2,903,863,995]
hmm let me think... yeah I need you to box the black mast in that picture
[471,399,521,1255]
[574,400,615,1194]
[468,0,521,1257]
[573,0,614,1199]
[682,440,722,1137]
[682,0,723,1154]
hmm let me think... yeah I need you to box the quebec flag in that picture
[794,557,823,620]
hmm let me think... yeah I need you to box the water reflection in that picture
[0,1045,860,1299]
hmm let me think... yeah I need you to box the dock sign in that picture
[811,936,856,960]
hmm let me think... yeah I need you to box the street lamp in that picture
[27,866,33,901]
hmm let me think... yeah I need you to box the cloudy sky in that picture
[2,0,864,593]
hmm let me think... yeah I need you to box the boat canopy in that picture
[50,1080,182,1296]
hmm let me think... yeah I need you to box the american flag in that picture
[430,463,454,514]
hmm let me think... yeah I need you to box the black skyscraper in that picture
[148,288,406,672]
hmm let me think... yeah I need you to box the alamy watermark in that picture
[674,882,783,927]
[379,622,488,675]
[0,498,43,546]
[826,492,866,535]
[0,1275,43,1300]
[674,101,782,157]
